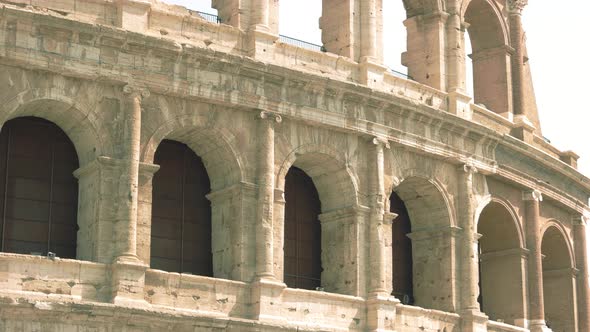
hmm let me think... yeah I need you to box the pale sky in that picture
[164,0,590,178]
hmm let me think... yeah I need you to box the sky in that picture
[164,0,590,178]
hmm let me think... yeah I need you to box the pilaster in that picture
[207,181,259,281]
[407,226,461,312]
[318,205,370,296]
[402,12,449,90]
[136,162,161,265]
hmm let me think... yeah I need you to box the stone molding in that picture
[318,205,371,224]
[206,181,258,203]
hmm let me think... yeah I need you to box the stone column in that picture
[368,137,389,295]
[360,0,378,62]
[457,164,479,311]
[114,85,149,264]
[251,112,286,322]
[254,111,281,280]
[458,164,487,332]
[366,137,398,332]
[523,190,550,332]
[574,212,590,332]
[109,85,150,307]
[250,0,269,31]
[508,0,527,117]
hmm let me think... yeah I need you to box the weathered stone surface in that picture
[0,0,588,331]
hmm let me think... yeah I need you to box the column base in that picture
[448,90,473,119]
[250,277,287,322]
[110,260,149,308]
[246,28,279,60]
[359,57,388,87]
[460,309,488,332]
[366,292,399,332]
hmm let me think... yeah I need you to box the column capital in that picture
[123,84,150,99]
[257,110,282,123]
[523,189,543,202]
[573,212,590,226]
[372,137,390,149]
[458,163,478,174]
[508,0,528,14]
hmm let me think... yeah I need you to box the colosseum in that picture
[0,0,588,331]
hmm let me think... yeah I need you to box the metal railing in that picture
[389,68,414,81]
[195,11,220,24]
[279,35,326,53]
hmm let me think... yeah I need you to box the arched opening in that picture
[0,117,79,258]
[391,176,454,311]
[477,201,525,325]
[382,0,409,78]
[284,166,322,290]
[541,225,577,332]
[390,191,413,304]
[464,0,512,117]
[150,139,212,276]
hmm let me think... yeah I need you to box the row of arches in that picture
[185,0,521,116]
[0,116,578,330]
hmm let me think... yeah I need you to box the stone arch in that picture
[276,143,360,295]
[0,88,106,263]
[541,221,575,270]
[541,221,577,332]
[476,198,526,326]
[0,91,103,165]
[389,173,454,231]
[387,171,455,312]
[475,196,525,248]
[141,114,245,192]
[140,114,246,280]
[403,0,445,18]
[276,143,359,212]
[463,0,513,117]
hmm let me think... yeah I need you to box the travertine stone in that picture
[0,0,587,331]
